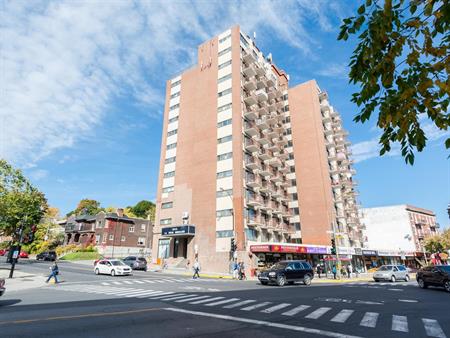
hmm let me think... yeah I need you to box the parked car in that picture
[36,251,57,261]
[416,265,450,292]
[19,251,29,258]
[0,278,5,297]
[94,256,112,266]
[0,249,8,256]
[122,256,147,271]
[373,265,410,282]
[258,260,314,286]
[94,259,132,276]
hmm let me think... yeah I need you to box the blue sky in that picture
[2,1,449,227]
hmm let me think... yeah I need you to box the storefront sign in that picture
[162,225,195,237]
[362,250,378,256]
[377,250,401,257]
[250,244,327,254]
[338,247,356,255]
[354,248,362,255]
[250,245,271,252]
[306,247,328,254]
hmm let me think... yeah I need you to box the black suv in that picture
[416,265,450,292]
[258,260,314,286]
[36,251,57,261]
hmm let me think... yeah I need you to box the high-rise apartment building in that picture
[152,26,363,273]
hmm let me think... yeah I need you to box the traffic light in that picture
[331,238,336,255]
[230,238,236,252]
[27,225,38,244]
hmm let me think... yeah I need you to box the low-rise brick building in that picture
[62,209,152,257]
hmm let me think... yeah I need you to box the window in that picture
[217,152,232,161]
[218,60,232,70]
[218,47,232,56]
[164,171,175,178]
[292,193,298,200]
[219,34,231,43]
[169,104,179,111]
[168,116,178,123]
[129,226,134,233]
[294,223,301,231]
[289,153,294,160]
[216,230,233,238]
[102,234,107,243]
[171,80,181,88]
[217,189,232,197]
[167,129,177,137]
[165,156,176,164]
[218,88,232,97]
[160,218,172,225]
[96,220,102,228]
[218,103,232,112]
[141,224,146,232]
[285,128,292,135]
[162,186,174,193]
[216,209,233,217]
[291,179,297,186]
[293,208,300,215]
[95,235,100,244]
[170,92,180,99]
[287,140,293,147]
[245,228,257,240]
[138,237,145,246]
[161,202,173,209]
[240,34,249,47]
[217,170,232,179]
[166,143,176,150]
[283,94,289,101]
[109,234,114,240]
[218,74,232,84]
[121,236,126,242]
[218,119,232,128]
[217,135,232,144]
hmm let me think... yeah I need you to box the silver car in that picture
[373,265,410,282]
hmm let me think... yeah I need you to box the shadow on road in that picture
[0,299,22,307]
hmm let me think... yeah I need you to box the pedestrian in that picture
[232,261,239,279]
[348,264,353,278]
[193,260,200,279]
[332,264,337,280]
[316,265,321,278]
[46,261,59,284]
[239,261,246,280]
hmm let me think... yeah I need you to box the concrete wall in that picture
[362,205,416,252]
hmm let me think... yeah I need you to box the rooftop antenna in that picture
[253,31,257,40]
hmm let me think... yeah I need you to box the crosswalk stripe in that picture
[123,281,134,285]
[392,315,408,333]
[241,302,272,311]
[138,291,167,298]
[136,291,167,298]
[205,298,240,307]
[261,303,291,314]
[112,281,122,285]
[124,290,158,297]
[143,280,156,283]
[305,307,331,319]
[101,282,110,286]
[360,312,379,328]
[331,309,354,323]
[134,280,145,284]
[176,296,211,303]
[147,292,177,299]
[281,305,310,316]
[189,297,225,305]
[161,294,198,301]
[112,289,147,296]
[422,318,447,338]
[223,300,256,309]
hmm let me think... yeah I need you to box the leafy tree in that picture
[0,159,48,240]
[424,228,450,252]
[130,200,155,220]
[338,0,449,164]
[67,199,103,217]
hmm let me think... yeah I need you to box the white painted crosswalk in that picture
[99,277,228,286]
[56,284,447,337]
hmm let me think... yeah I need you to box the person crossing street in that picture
[192,260,201,279]
[46,262,59,284]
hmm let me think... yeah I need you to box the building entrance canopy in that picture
[162,225,195,237]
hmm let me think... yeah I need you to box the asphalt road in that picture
[1,259,449,338]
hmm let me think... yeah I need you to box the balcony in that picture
[271,174,283,184]
[267,141,279,151]
[256,78,267,89]
[247,217,262,227]
[246,174,261,188]
[268,102,277,113]
[259,164,271,177]
[266,77,276,87]
[244,138,259,153]
[266,113,277,125]
[244,121,259,137]
[244,94,257,106]
[320,103,330,113]
[242,52,256,65]
[275,136,288,146]
[255,89,268,102]
[258,149,272,161]
[244,78,257,91]
[244,106,258,120]
[246,194,262,206]
[265,128,278,140]
[322,114,332,123]
[258,106,268,116]
[243,65,257,78]
[255,65,266,77]
[245,156,260,170]
[279,165,289,173]
[255,132,270,145]
[274,149,289,160]
[256,118,269,130]
[267,157,282,167]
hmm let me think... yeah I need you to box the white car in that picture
[94,259,132,276]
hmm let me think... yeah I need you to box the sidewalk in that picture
[0,268,47,292]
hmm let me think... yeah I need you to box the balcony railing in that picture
[244,138,259,152]
[244,121,259,137]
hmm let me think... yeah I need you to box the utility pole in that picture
[9,216,27,279]
[327,220,342,279]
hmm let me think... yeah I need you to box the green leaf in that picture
[357,4,365,15]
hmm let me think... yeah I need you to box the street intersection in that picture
[0,259,449,338]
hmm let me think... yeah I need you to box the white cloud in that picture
[28,169,49,181]
[317,63,348,78]
[352,122,449,163]
[1,0,342,166]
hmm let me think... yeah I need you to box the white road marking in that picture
[134,280,145,284]
[305,307,331,320]
[164,308,363,338]
[147,292,177,299]
[331,309,354,323]
[124,290,158,297]
[205,298,240,307]
[398,299,418,303]
[241,302,272,311]
[112,281,122,285]
[189,297,225,305]
[136,291,167,298]
[388,289,403,292]
[281,305,311,316]
[422,318,447,338]
[392,315,408,332]
[111,289,147,296]
[261,303,291,314]
[122,280,134,285]
[360,312,379,328]
[223,300,256,309]
[101,282,110,286]
[160,294,197,301]
[176,295,211,303]
[143,280,155,284]
[355,300,383,305]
